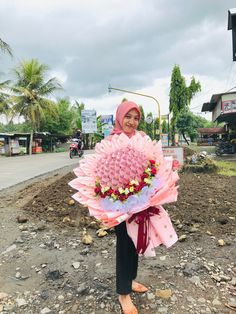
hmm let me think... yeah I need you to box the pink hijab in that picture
[110,101,141,138]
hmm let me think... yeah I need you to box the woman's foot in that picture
[118,295,138,314]
[132,281,148,293]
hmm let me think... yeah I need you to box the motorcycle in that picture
[69,138,84,159]
[215,141,235,156]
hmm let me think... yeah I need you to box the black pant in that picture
[115,221,138,294]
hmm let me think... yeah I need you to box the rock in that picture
[1,244,17,254]
[189,227,198,233]
[41,307,52,314]
[228,298,236,308]
[16,298,28,307]
[231,277,236,286]
[62,216,71,223]
[96,229,108,237]
[218,239,225,246]
[155,289,172,299]
[47,206,54,211]
[183,262,201,277]
[212,298,221,306]
[72,262,81,269]
[68,199,75,205]
[77,282,89,295]
[58,295,64,301]
[17,216,28,223]
[34,223,47,231]
[147,292,155,300]
[82,234,93,245]
[178,235,187,242]
[0,292,8,300]
[46,270,62,281]
[189,276,205,290]
[15,271,21,279]
[159,255,167,261]
[157,307,168,313]
[71,304,79,312]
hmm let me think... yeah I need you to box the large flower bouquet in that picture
[69,133,179,256]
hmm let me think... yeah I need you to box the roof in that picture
[201,91,236,112]
[0,132,31,137]
[197,127,226,134]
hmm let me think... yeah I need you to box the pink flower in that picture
[172,159,180,170]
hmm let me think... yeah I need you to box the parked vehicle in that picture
[69,138,84,159]
[215,141,235,156]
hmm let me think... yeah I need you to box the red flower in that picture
[149,160,156,165]
[151,168,157,175]
[106,188,114,196]
[119,194,128,202]
[94,187,101,194]
[141,173,149,180]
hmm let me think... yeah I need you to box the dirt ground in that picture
[0,169,236,314]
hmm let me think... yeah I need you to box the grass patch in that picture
[215,161,236,176]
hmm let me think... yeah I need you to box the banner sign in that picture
[101,114,113,137]
[221,99,236,113]
[81,110,97,134]
[162,147,184,166]
[161,133,169,147]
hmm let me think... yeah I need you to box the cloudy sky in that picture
[1,0,236,121]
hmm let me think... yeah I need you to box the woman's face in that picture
[122,108,140,134]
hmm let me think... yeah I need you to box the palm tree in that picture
[0,80,11,119]
[11,58,62,153]
[0,38,13,56]
[0,38,12,120]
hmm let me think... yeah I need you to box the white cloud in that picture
[1,0,236,123]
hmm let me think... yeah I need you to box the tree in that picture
[40,98,73,135]
[162,119,168,133]
[0,80,11,120]
[154,117,160,140]
[176,111,196,145]
[145,112,154,139]
[176,111,212,144]
[137,105,146,132]
[10,59,61,153]
[71,101,85,130]
[0,38,13,56]
[169,65,201,145]
[0,38,12,120]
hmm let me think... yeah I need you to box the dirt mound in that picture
[23,172,236,236]
[23,173,100,230]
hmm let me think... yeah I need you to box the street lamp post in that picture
[108,85,162,136]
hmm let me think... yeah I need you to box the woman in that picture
[110,100,148,314]
[69,100,178,314]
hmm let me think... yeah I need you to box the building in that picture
[197,127,227,146]
[201,91,236,133]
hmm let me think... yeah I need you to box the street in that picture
[0,151,90,191]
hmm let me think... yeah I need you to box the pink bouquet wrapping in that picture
[69,133,179,256]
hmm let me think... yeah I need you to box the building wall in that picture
[212,99,222,121]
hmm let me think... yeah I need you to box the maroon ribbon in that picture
[128,206,160,254]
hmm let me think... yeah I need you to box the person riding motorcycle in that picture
[73,129,84,150]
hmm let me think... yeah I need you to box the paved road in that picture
[0,151,90,191]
